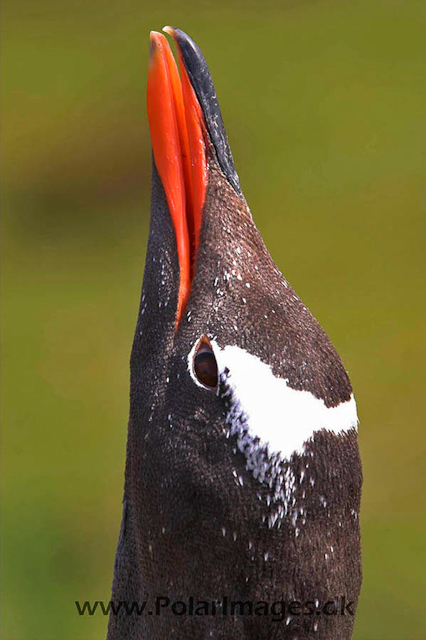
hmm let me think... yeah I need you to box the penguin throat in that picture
[147,31,208,328]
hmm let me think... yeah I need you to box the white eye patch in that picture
[188,340,358,461]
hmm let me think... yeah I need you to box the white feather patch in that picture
[188,340,358,461]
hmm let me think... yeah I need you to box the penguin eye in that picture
[193,337,218,390]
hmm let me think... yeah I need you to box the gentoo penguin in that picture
[107,27,362,640]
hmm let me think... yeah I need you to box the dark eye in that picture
[193,337,218,390]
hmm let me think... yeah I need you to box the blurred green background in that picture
[2,0,425,638]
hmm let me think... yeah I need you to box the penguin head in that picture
[130,28,356,495]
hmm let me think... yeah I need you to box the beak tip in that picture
[162,25,175,36]
[152,26,243,198]
[149,30,165,58]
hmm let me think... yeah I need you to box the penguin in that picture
[107,27,362,640]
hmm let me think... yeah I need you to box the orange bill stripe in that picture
[147,31,207,327]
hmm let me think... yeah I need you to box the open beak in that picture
[147,27,241,327]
